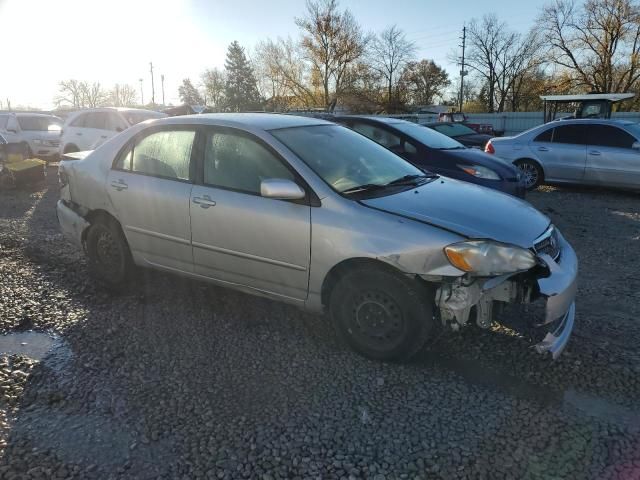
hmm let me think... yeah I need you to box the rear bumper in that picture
[56,200,89,248]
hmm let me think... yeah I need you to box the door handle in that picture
[192,195,216,208]
[100,135,108,139]
[589,150,601,156]
[110,180,128,191]
[76,132,83,136]
[537,146,549,152]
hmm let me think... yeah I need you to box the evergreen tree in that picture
[178,78,204,106]
[224,41,260,112]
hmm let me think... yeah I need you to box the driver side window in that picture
[204,130,294,194]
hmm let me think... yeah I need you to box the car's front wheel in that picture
[85,218,133,290]
[514,159,543,190]
[329,266,435,361]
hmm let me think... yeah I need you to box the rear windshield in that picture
[123,111,167,126]
[17,116,62,131]
[431,123,477,137]
[392,122,465,149]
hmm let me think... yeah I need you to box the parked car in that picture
[437,112,499,136]
[423,122,492,149]
[332,116,526,198]
[60,107,167,155]
[0,112,62,161]
[485,119,640,190]
[0,133,6,162]
[57,113,577,361]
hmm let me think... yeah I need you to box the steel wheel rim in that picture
[95,230,121,277]
[518,163,538,188]
[348,290,404,351]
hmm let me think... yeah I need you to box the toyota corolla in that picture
[57,114,577,361]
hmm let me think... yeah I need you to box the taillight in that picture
[485,141,495,154]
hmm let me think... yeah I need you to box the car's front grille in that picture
[46,140,60,147]
[533,226,560,260]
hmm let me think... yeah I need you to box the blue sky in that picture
[0,0,547,108]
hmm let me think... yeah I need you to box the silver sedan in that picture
[57,114,577,361]
[486,118,640,190]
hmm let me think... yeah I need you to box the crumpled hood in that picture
[362,177,550,248]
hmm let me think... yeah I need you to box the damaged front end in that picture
[434,226,577,359]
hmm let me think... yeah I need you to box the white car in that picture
[60,108,167,155]
[0,112,63,160]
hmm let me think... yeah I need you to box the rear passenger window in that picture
[534,128,553,142]
[84,112,107,129]
[587,125,636,148]
[552,125,585,145]
[132,130,195,180]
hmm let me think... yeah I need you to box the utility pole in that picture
[149,62,156,105]
[139,78,144,105]
[459,25,467,113]
[161,74,165,106]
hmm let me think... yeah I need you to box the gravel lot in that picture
[0,169,639,479]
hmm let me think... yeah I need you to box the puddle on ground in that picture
[0,331,71,366]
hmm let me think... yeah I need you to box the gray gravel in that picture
[0,171,639,479]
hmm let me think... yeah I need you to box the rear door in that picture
[189,127,311,300]
[529,124,586,182]
[106,126,197,272]
[583,124,640,187]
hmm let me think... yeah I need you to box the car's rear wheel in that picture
[86,218,133,290]
[329,266,435,361]
[515,159,543,190]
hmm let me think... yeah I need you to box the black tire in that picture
[85,218,133,290]
[329,266,435,361]
[514,159,544,190]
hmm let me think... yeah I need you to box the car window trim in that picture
[195,125,320,207]
[110,125,199,184]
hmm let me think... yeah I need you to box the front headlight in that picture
[444,240,537,276]
[457,164,500,180]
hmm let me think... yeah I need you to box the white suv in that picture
[0,113,63,160]
[60,108,166,154]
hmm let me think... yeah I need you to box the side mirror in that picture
[115,126,124,132]
[260,178,305,200]
[632,141,640,151]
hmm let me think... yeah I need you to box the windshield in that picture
[431,123,477,137]
[271,124,424,194]
[124,111,167,126]
[17,116,62,131]
[392,122,465,149]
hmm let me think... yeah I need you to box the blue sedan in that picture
[332,116,526,198]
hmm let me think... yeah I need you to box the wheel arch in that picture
[320,257,420,309]
[81,209,123,243]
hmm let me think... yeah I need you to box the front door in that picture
[190,127,311,301]
[106,127,197,272]
[583,124,640,188]
[530,124,587,182]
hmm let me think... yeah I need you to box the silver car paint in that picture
[490,119,640,189]
[58,114,578,357]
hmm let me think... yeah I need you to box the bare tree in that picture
[465,15,541,112]
[109,84,137,107]
[81,82,107,108]
[368,25,416,112]
[400,59,450,106]
[539,0,640,93]
[295,0,368,110]
[202,68,226,111]
[55,80,85,108]
[255,38,319,109]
